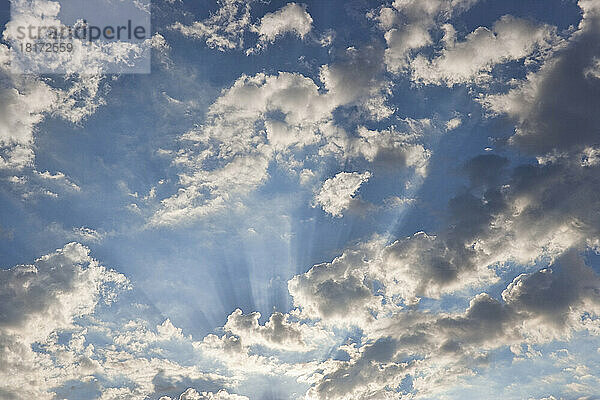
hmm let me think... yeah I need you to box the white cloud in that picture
[299,168,315,185]
[288,238,387,325]
[410,16,556,86]
[369,0,480,73]
[314,171,371,217]
[171,0,251,51]
[0,245,263,400]
[445,117,462,131]
[348,125,431,174]
[223,309,331,351]
[250,2,313,53]
[151,46,420,226]
[0,46,55,170]
[0,243,128,342]
[0,243,130,399]
[72,226,106,242]
[318,46,392,119]
[5,0,152,75]
[172,1,313,54]
[35,170,81,192]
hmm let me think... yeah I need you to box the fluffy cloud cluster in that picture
[161,388,249,400]
[411,16,556,86]
[0,51,54,169]
[223,309,331,351]
[0,45,103,171]
[348,125,430,172]
[481,0,600,154]
[5,0,151,74]
[288,239,387,325]
[0,243,129,399]
[370,0,558,87]
[172,1,313,53]
[171,0,252,51]
[152,46,425,225]
[0,244,301,400]
[369,0,479,73]
[314,171,371,217]
[250,2,313,53]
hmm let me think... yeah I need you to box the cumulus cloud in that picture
[369,0,480,73]
[172,1,313,53]
[0,243,128,340]
[71,226,105,243]
[480,0,600,154]
[151,46,424,226]
[318,45,394,120]
[288,239,387,325]
[445,117,462,131]
[224,309,305,349]
[502,250,600,338]
[314,171,371,217]
[5,0,151,74]
[171,0,251,51]
[0,51,55,169]
[250,2,313,52]
[298,250,600,399]
[411,16,556,86]
[223,309,331,351]
[0,243,129,399]
[0,245,261,400]
[348,125,430,173]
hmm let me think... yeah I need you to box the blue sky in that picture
[1,0,600,399]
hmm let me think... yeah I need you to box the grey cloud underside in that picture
[293,151,600,312]
[481,0,600,154]
[301,250,600,399]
